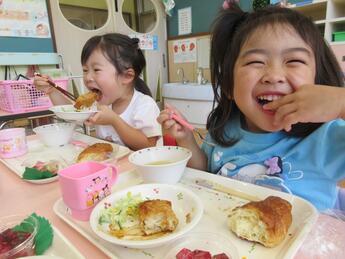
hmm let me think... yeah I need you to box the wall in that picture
[167,0,308,37]
[167,0,256,37]
[58,0,107,10]
[168,35,211,83]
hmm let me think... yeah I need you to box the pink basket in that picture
[0,78,68,113]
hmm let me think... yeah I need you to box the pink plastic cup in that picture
[58,161,118,221]
[0,128,28,158]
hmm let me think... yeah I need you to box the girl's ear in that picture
[122,68,135,84]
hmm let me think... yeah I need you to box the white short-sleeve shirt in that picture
[95,90,162,146]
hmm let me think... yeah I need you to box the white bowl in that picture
[33,123,75,147]
[49,105,97,122]
[89,183,203,249]
[128,146,192,184]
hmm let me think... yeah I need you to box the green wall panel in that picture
[167,0,251,37]
[167,0,310,37]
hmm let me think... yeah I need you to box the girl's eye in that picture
[82,69,88,73]
[245,60,265,65]
[287,59,306,64]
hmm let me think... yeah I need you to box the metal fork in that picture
[170,113,216,147]
[194,129,216,147]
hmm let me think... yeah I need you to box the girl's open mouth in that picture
[257,94,283,106]
[91,89,102,101]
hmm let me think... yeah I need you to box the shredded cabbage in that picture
[98,192,143,231]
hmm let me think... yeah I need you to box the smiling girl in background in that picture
[35,33,161,150]
[158,6,345,211]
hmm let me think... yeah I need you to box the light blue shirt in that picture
[202,115,345,211]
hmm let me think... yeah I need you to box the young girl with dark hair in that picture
[35,33,161,150]
[158,6,345,211]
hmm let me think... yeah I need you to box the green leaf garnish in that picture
[22,167,56,180]
[13,213,54,255]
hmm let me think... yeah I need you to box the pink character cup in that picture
[58,161,118,221]
[0,128,27,158]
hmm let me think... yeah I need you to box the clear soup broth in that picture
[145,160,174,165]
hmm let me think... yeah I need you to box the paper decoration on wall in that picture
[197,38,210,69]
[129,34,158,50]
[0,0,51,38]
[161,0,175,16]
[173,38,196,63]
[178,7,192,35]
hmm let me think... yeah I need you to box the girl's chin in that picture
[248,120,282,133]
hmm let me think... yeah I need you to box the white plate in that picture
[49,105,97,122]
[89,183,204,249]
[20,153,68,184]
[163,232,239,259]
[0,132,130,184]
[24,175,59,184]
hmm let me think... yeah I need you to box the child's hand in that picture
[263,85,345,131]
[85,105,117,126]
[157,104,194,142]
[33,74,53,94]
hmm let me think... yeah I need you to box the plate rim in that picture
[24,174,59,184]
[49,104,97,114]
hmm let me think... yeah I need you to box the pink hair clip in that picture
[223,0,239,10]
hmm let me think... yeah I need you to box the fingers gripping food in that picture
[227,196,292,247]
[139,200,179,235]
[74,91,99,110]
[77,143,113,162]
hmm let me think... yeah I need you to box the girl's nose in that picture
[84,73,94,83]
[261,66,286,84]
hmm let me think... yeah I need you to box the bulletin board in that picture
[0,0,57,65]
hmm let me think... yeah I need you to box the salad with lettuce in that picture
[98,192,143,233]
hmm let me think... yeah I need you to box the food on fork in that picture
[74,91,99,110]
[77,143,113,163]
[227,196,292,247]
[139,199,179,235]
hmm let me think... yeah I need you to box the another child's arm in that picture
[264,84,345,131]
[85,105,158,150]
[157,105,208,171]
[33,74,72,105]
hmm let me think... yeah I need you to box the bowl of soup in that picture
[33,122,76,147]
[128,146,192,184]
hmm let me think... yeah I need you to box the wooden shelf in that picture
[290,0,345,44]
[290,0,345,72]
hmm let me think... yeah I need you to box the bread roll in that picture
[227,196,292,247]
[77,143,113,163]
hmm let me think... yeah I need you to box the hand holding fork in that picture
[163,107,215,147]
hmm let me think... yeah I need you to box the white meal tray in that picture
[53,168,318,259]
[42,226,84,259]
[0,132,130,184]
